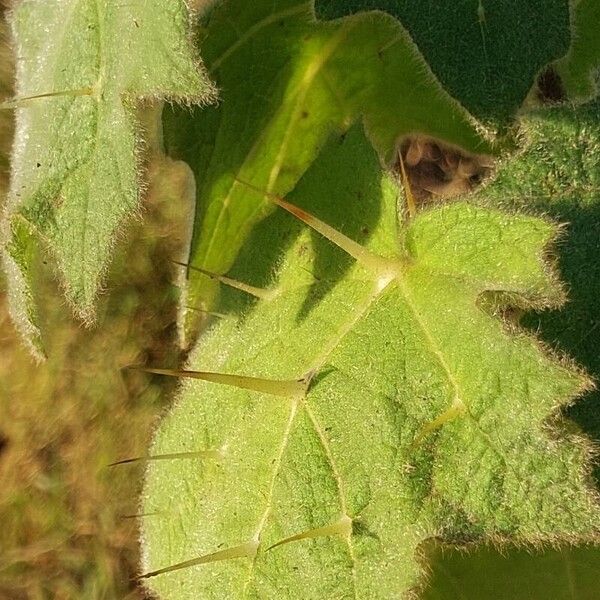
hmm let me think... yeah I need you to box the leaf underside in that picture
[141,127,598,599]
[1,0,215,358]
[163,0,493,343]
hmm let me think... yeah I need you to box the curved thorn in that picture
[120,511,161,520]
[234,178,399,279]
[0,87,94,110]
[108,449,222,467]
[172,260,274,300]
[131,366,307,399]
[138,538,259,580]
[185,305,227,319]
[398,153,417,219]
[267,514,353,552]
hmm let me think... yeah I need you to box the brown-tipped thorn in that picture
[185,305,227,319]
[398,153,417,219]
[235,178,399,280]
[172,260,273,300]
[267,514,352,552]
[108,449,222,467]
[132,366,307,399]
[138,538,258,580]
[0,87,94,110]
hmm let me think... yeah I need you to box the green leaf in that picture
[164,0,492,343]
[556,0,600,100]
[475,97,600,479]
[1,0,215,358]
[314,0,571,124]
[421,97,600,600]
[140,126,597,599]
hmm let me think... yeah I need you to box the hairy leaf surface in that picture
[423,97,600,599]
[164,0,492,342]
[1,0,215,357]
[141,127,598,599]
[475,98,600,478]
[314,0,571,123]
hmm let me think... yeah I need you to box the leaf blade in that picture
[556,0,600,101]
[1,0,216,355]
[141,127,598,598]
[314,0,572,123]
[164,0,493,342]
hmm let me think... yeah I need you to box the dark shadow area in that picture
[537,66,567,104]
[314,0,571,125]
[219,124,384,320]
[523,199,600,484]
[422,540,600,600]
[293,127,384,321]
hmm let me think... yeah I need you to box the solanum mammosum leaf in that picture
[475,98,600,479]
[163,0,492,342]
[314,0,571,124]
[423,98,600,600]
[140,127,598,599]
[1,0,215,358]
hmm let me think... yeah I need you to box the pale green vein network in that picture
[241,275,384,595]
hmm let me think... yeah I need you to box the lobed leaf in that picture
[423,96,600,599]
[1,0,216,358]
[474,97,600,477]
[314,0,572,124]
[141,127,598,599]
[163,0,493,343]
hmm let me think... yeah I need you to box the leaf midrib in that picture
[239,274,385,597]
[236,250,549,592]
